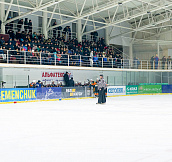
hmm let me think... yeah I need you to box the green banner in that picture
[126,85,138,95]
[139,83,168,85]
[138,85,162,94]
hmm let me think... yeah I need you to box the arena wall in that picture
[0,64,172,88]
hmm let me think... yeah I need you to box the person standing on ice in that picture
[96,75,107,104]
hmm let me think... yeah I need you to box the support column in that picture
[105,26,109,45]
[0,0,5,34]
[42,9,48,39]
[77,19,82,43]
[157,42,160,58]
[129,43,133,67]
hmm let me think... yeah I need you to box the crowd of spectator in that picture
[29,78,95,88]
[2,17,172,70]
[150,55,172,69]
[0,18,123,68]
[132,55,172,70]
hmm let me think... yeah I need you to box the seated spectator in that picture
[36,80,42,88]
[23,44,28,51]
[26,49,33,64]
[68,77,74,87]
[0,46,6,61]
[93,55,100,67]
[29,80,36,88]
[51,81,56,87]
[0,37,5,46]
[32,32,38,40]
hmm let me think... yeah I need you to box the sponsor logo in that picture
[1,89,36,100]
[66,89,76,93]
[42,72,65,78]
[108,88,124,93]
[70,92,83,97]
[42,72,72,78]
[45,88,54,99]
[127,87,137,91]
[139,86,143,90]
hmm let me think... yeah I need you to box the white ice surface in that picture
[0,95,172,162]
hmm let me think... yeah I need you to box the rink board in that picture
[0,85,171,103]
[0,88,37,102]
[107,86,126,96]
[0,87,90,102]
[162,85,172,93]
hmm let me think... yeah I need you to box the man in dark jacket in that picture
[57,26,62,37]
[17,19,23,32]
[52,21,58,38]
[0,37,5,46]
[28,20,32,33]
[51,81,56,87]
[97,75,107,104]
[150,56,154,69]
[64,72,69,87]
[68,77,74,87]
[24,18,28,33]
[36,80,42,88]
[162,56,166,69]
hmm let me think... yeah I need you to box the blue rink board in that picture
[37,87,62,100]
[162,85,172,93]
[0,88,37,102]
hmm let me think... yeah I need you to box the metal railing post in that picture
[121,59,122,69]
[141,61,142,69]
[112,58,113,68]
[85,86,87,97]
[68,55,69,66]
[40,52,42,65]
[102,57,103,68]
[153,61,155,69]
[159,61,161,70]
[54,53,56,66]
[7,50,9,64]
[24,51,26,64]
[147,61,148,69]
[80,55,81,67]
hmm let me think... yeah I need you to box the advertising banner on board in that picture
[0,88,37,102]
[162,85,172,93]
[62,87,86,98]
[126,85,138,95]
[138,85,162,94]
[107,86,126,96]
[37,87,62,100]
[41,71,73,82]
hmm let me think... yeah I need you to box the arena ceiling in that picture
[1,0,172,40]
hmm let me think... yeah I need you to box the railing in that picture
[0,50,171,70]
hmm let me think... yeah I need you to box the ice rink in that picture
[0,95,172,162]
